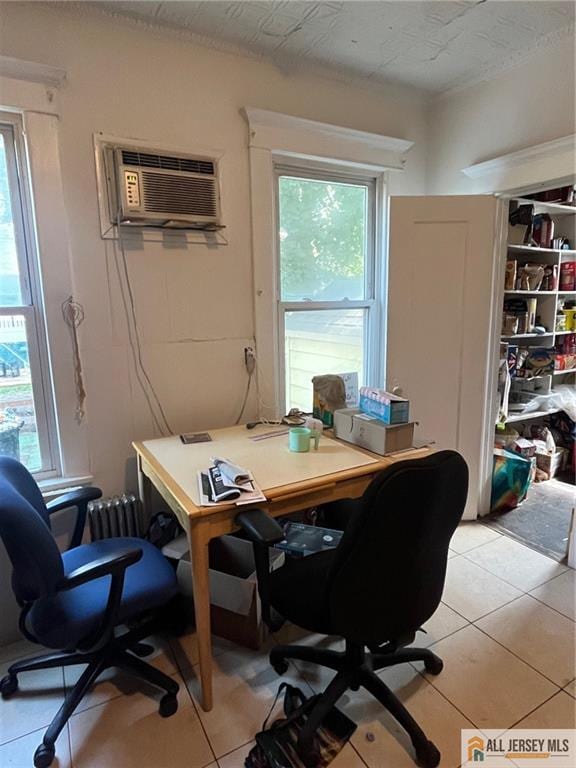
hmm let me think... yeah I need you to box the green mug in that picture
[289,427,320,452]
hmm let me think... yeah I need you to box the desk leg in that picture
[137,456,152,518]
[189,521,213,711]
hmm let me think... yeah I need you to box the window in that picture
[0,113,58,475]
[276,166,382,412]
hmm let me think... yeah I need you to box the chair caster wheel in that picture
[34,743,55,768]
[0,673,18,698]
[131,642,154,658]
[415,739,441,768]
[424,656,443,675]
[159,693,178,718]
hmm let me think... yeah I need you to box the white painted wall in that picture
[428,34,576,194]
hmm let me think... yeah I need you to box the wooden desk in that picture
[133,425,428,711]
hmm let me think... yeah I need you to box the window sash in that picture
[0,114,59,476]
[274,164,382,413]
[0,123,32,307]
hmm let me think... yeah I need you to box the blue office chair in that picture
[0,457,180,768]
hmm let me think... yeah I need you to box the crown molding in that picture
[0,55,66,87]
[245,108,414,155]
[462,136,576,179]
[461,135,576,193]
[440,22,575,98]
[243,107,413,171]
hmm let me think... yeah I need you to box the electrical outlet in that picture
[244,346,256,374]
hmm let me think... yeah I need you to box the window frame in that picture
[0,111,60,477]
[274,160,385,413]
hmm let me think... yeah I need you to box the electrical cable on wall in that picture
[235,370,253,425]
[61,296,87,424]
[114,216,175,436]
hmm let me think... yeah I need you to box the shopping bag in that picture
[245,683,356,768]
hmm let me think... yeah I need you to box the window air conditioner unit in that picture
[104,145,224,230]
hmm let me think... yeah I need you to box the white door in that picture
[387,195,506,519]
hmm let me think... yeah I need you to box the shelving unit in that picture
[500,193,575,425]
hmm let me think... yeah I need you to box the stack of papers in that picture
[197,457,266,507]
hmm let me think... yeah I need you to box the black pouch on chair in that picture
[245,683,356,768]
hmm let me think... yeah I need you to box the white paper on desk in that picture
[212,457,252,486]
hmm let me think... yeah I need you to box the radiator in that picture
[88,493,143,540]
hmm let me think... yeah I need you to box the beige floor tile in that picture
[170,629,237,672]
[514,690,576,729]
[412,602,469,649]
[449,523,501,554]
[0,638,39,665]
[464,536,568,592]
[217,740,366,767]
[530,570,576,621]
[344,663,474,768]
[442,556,523,621]
[69,686,214,768]
[184,646,313,758]
[0,660,66,745]
[0,726,72,768]
[418,624,558,729]
[564,679,576,699]
[63,634,179,713]
[476,594,576,688]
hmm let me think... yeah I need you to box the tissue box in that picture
[334,408,415,455]
[358,387,410,424]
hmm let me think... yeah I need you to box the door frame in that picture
[479,176,576,516]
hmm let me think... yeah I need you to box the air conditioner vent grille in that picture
[141,171,218,216]
[121,150,215,176]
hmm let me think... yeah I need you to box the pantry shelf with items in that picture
[493,184,575,530]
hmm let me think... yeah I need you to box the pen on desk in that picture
[250,429,290,442]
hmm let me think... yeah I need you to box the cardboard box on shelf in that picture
[535,447,567,480]
[334,408,415,455]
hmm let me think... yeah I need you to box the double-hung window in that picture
[0,112,58,475]
[276,165,382,413]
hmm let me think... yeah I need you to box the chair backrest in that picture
[327,450,468,645]
[0,458,63,603]
[0,455,50,526]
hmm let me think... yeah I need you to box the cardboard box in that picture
[535,447,567,480]
[334,408,415,455]
[358,387,410,424]
[175,535,284,650]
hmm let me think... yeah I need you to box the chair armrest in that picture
[59,547,142,591]
[236,509,285,545]
[57,546,142,651]
[46,486,102,550]
[236,509,285,632]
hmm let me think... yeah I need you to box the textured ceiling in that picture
[88,1,575,93]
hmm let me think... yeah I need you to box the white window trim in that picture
[1,67,90,481]
[244,107,412,419]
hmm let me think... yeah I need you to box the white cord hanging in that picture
[62,296,86,423]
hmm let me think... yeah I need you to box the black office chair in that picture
[0,457,180,768]
[237,450,468,768]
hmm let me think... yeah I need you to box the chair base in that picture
[270,640,443,768]
[1,622,179,768]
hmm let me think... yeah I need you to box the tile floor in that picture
[0,524,574,768]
